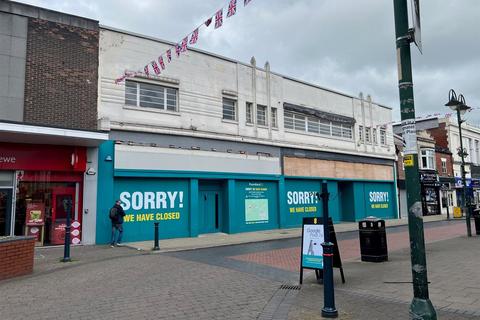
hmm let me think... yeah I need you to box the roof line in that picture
[100,24,392,110]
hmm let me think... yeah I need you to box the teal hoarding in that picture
[284,180,340,227]
[363,182,395,219]
[232,181,278,232]
[113,178,190,241]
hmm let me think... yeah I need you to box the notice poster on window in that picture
[302,223,324,269]
[245,182,269,224]
[26,202,45,226]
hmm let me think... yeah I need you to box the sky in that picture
[16,0,480,124]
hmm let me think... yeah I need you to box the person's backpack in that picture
[109,207,117,220]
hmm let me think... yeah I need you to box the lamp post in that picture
[445,89,472,237]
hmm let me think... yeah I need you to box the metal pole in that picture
[320,181,338,318]
[153,222,160,251]
[457,109,472,237]
[393,0,436,318]
[62,199,72,262]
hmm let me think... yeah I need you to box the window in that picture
[246,102,253,124]
[380,129,387,145]
[222,98,236,121]
[283,110,353,140]
[421,149,435,170]
[125,80,178,111]
[373,128,377,144]
[365,127,371,143]
[441,158,447,174]
[257,105,267,126]
[271,107,277,128]
[359,126,364,142]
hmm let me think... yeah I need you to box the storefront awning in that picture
[0,121,109,147]
[283,102,356,125]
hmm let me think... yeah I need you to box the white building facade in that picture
[94,26,398,244]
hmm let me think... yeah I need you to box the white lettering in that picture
[119,192,131,210]
[132,192,143,210]
[156,192,167,209]
[287,191,293,205]
[369,191,389,203]
[144,192,155,209]
[167,191,178,209]
[0,156,16,164]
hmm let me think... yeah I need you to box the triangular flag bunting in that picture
[166,49,172,62]
[244,0,252,6]
[190,28,199,45]
[227,0,237,17]
[205,17,212,27]
[215,9,223,29]
[144,65,150,76]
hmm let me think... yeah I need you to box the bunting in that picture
[158,56,165,69]
[151,61,161,75]
[215,9,223,29]
[115,0,256,83]
[227,0,237,17]
[180,37,188,52]
[190,28,199,45]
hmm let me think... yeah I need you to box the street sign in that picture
[411,0,422,53]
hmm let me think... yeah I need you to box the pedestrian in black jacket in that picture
[110,200,126,247]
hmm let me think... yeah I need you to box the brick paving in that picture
[1,220,478,320]
[229,220,466,272]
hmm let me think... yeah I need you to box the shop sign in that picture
[119,191,185,223]
[368,191,390,209]
[26,202,45,226]
[420,171,439,184]
[0,143,86,172]
[245,182,269,224]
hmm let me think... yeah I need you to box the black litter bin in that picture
[473,209,480,236]
[358,218,388,262]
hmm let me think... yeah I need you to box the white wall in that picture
[98,27,395,160]
[82,147,99,245]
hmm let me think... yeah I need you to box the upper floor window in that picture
[421,149,435,170]
[246,102,253,124]
[284,110,352,140]
[380,128,387,145]
[441,158,447,174]
[222,98,236,121]
[271,107,278,128]
[365,127,371,143]
[373,128,378,144]
[257,104,267,126]
[125,80,177,111]
[359,126,364,142]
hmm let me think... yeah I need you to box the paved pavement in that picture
[125,215,447,252]
[1,218,479,320]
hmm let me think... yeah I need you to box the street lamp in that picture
[445,89,472,237]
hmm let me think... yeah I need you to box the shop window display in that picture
[15,172,81,246]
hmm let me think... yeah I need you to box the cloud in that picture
[16,0,480,123]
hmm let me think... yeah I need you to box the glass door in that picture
[0,189,13,236]
[49,186,76,245]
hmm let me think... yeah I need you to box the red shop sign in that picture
[0,143,86,172]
